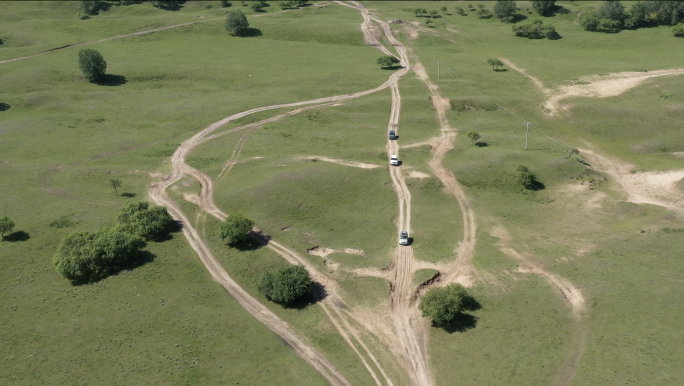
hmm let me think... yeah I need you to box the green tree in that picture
[494,0,517,22]
[487,58,504,70]
[109,178,121,196]
[0,216,15,239]
[455,6,465,15]
[597,0,626,22]
[531,0,556,16]
[219,213,255,245]
[429,10,439,18]
[421,8,428,16]
[78,49,107,83]
[52,228,146,283]
[477,7,492,19]
[280,1,293,10]
[419,284,472,326]
[414,8,422,17]
[225,9,249,35]
[440,6,448,15]
[376,55,400,68]
[516,165,537,190]
[117,201,175,241]
[250,1,264,12]
[467,131,481,145]
[258,265,312,305]
[80,1,102,15]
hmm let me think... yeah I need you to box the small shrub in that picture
[673,24,684,37]
[218,213,254,245]
[117,202,175,241]
[49,216,77,229]
[419,284,475,326]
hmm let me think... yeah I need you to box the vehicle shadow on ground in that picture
[3,231,30,242]
[97,74,127,86]
[120,192,136,198]
[0,103,9,112]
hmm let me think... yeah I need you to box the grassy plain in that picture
[0,1,400,384]
[364,1,684,385]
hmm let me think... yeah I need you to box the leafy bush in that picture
[117,202,175,241]
[512,19,559,39]
[258,265,312,305]
[218,213,254,245]
[0,216,15,238]
[673,24,684,37]
[52,228,146,283]
[493,0,518,22]
[376,55,400,69]
[419,284,475,326]
[516,165,538,190]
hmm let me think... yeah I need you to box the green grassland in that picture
[0,1,403,384]
[3,0,684,385]
[367,1,684,385]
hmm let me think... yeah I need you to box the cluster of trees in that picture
[225,9,250,35]
[493,1,518,22]
[413,7,446,18]
[376,55,400,69]
[219,213,255,246]
[581,1,684,33]
[248,0,266,12]
[52,202,175,283]
[512,19,559,39]
[419,284,478,327]
[78,49,107,83]
[0,216,15,239]
[279,0,307,10]
[258,265,312,305]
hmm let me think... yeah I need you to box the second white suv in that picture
[390,155,399,166]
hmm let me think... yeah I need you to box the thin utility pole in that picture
[525,122,529,150]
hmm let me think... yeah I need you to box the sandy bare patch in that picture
[407,170,431,179]
[308,247,365,258]
[300,156,381,169]
[406,27,419,39]
[446,27,458,33]
[672,152,684,158]
[581,148,684,215]
[181,193,200,206]
[149,172,165,178]
[501,57,684,116]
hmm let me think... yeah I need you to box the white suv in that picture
[390,155,399,166]
[399,231,409,245]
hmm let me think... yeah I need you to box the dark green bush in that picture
[117,201,175,241]
[258,265,312,305]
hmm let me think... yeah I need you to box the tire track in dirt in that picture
[0,18,224,65]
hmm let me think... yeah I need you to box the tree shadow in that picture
[120,192,136,198]
[494,68,508,72]
[152,1,186,11]
[550,6,570,16]
[282,281,326,309]
[0,38,3,45]
[145,221,182,242]
[96,74,127,86]
[510,14,527,22]
[436,312,478,333]
[237,28,262,37]
[382,65,404,70]
[475,141,488,147]
[528,179,546,191]
[3,231,30,242]
[0,103,9,112]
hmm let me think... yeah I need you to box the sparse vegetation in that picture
[487,58,504,71]
[467,131,481,145]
